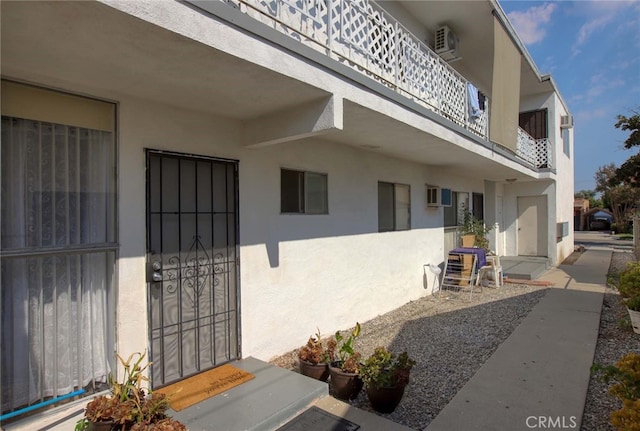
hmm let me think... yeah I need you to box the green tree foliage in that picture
[612,108,640,187]
[595,164,639,232]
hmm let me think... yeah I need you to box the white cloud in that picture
[507,3,557,45]
[575,15,614,46]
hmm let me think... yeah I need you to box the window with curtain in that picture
[1,115,116,414]
[378,182,410,232]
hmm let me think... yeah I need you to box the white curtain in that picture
[1,117,114,412]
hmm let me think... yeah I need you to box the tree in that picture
[595,164,639,232]
[612,108,640,187]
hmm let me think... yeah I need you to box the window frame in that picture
[280,168,328,215]
[378,181,411,232]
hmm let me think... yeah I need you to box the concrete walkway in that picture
[425,246,610,431]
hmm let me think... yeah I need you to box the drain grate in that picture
[276,406,360,431]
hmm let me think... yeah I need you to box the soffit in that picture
[0,1,329,120]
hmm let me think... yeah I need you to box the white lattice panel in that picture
[535,138,552,168]
[228,0,491,140]
[517,128,537,166]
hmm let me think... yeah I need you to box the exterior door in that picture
[146,150,240,388]
[517,196,548,257]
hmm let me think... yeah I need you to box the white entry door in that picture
[517,196,548,257]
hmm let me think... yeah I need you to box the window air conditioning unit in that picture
[560,115,574,129]
[426,185,452,207]
[435,25,459,62]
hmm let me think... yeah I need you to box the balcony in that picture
[219,0,552,171]
[517,128,553,169]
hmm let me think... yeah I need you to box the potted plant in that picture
[297,330,331,382]
[457,211,494,251]
[327,322,363,401]
[359,347,416,413]
[75,351,186,431]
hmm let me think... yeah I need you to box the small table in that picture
[449,247,487,268]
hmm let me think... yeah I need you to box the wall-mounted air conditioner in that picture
[435,25,459,62]
[560,115,574,129]
[426,185,452,207]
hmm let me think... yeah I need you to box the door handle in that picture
[147,258,163,283]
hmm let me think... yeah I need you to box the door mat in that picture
[155,364,254,411]
[276,406,360,431]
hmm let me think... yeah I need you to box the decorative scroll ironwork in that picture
[224,0,490,141]
[163,237,232,306]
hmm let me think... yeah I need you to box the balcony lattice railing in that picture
[221,0,551,169]
[517,127,553,169]
[224,0,488,138]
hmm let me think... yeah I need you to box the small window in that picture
[443,191,469,227]
[562,129,571,158]
[281,169,328,214]
[378,182,410,232]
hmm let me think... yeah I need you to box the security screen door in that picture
[146,150,239,388]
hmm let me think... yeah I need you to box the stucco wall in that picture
[115,94,490,361]
[519,92,575,263]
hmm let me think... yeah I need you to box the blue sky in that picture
[499,0,640,193]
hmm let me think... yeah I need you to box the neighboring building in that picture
[0,0,574,420]
[574,198,590,230]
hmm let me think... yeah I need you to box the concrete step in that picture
[172,357,328,431]
[501,257,550,280]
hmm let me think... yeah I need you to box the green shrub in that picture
[626,296,640,312]
[618,262,640,298]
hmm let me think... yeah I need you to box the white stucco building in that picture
[0,0,574,420]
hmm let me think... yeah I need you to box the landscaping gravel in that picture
[581,250,640,431]
[269,250,639,431]
[270,282,549,430]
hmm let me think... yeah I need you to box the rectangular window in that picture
[443,192,459,227]
[378,182,410,232]
[519,109,548,139]
[281,169,328,214]
[472,193,484,222]
[1,114,116,413]
[563,129,571,158]
[444,191,470,227]
[1,79,116,415]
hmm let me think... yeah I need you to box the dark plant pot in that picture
[298,359,329,382]
[89,420,115,431]
[366,382,407,413]
[328,362,363,401]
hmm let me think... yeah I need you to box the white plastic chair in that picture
[477,254,503,288]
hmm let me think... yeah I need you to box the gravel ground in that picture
[581,250,640,431]
[269,249,640,430]
[270,282,549,430]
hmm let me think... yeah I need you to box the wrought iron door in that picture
[146,150,239,388]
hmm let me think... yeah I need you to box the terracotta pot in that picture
[328,362,363,401]
[365,382,407,413]
[298,359,329,382]
[628,308,640,334]
[89,420,115,431]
